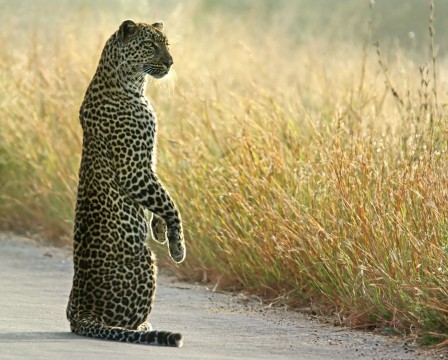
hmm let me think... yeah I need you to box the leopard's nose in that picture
[165,57,173,68]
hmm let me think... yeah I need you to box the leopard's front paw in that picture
[167,227,186,263]
[151,215,168,244]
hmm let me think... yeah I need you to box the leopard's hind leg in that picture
[137,321,153,331]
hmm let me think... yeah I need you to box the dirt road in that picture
[0,233,441,359]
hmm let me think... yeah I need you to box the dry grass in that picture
[0,0,447,344]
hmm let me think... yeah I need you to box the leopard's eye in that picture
[144,41,156,48]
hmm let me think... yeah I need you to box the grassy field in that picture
[1,0,447,345]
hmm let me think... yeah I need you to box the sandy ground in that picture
[0,233,444,360]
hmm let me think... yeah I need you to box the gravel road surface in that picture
[0,233,442,360]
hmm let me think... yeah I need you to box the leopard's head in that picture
[115,19,173,79]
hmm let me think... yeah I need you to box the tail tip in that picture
[172,333,183,347]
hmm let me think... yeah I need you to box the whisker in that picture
[129,74,145,92]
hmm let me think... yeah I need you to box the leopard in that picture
[66,19,186,347]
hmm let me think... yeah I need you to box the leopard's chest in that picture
[82,90,157,135]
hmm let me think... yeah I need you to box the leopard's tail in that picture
[70,318,183,347]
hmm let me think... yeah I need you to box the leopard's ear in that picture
[117,20,139,43]
[152,21,164,31]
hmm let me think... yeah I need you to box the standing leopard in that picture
[66,19,186,347]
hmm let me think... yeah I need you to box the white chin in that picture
[152,71,168,79]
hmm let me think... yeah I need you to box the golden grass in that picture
[0,1,447,344]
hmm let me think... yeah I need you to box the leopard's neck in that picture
[88,37,148,97]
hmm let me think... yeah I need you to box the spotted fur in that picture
[66,19,186,347]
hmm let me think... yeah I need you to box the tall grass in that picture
[0,0,447,344]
